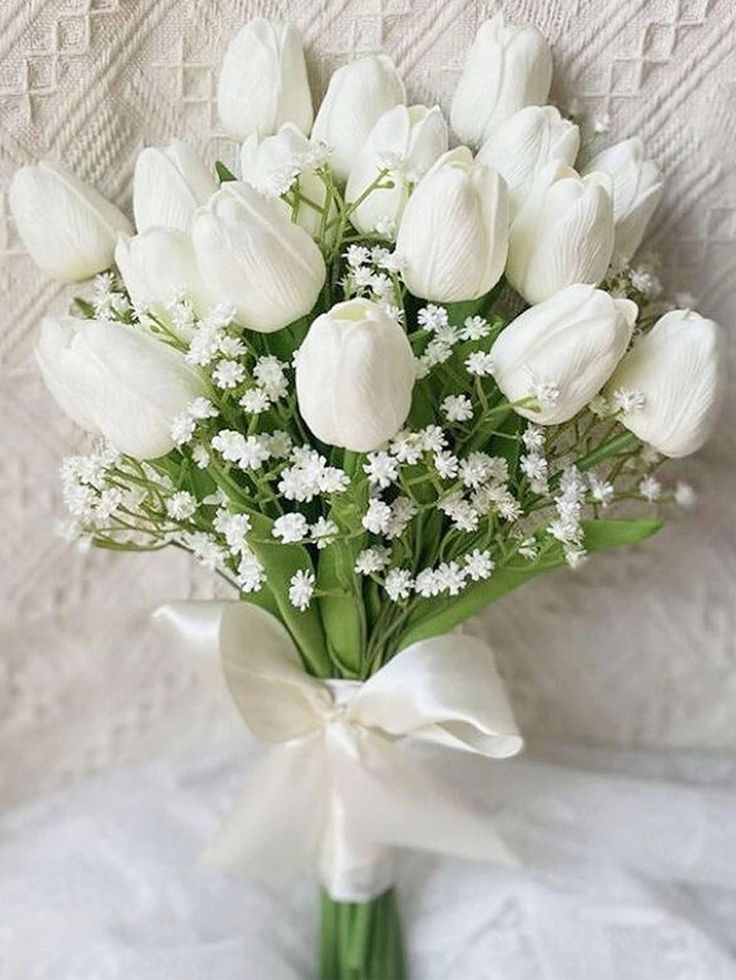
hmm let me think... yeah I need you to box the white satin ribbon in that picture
[154,601,523,902]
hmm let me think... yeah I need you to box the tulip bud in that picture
[115,228,213,325]
[296,299,415,452]
[583,138,663,267]
[191,183,326,332]
[476,105,580,215]
[395,147,508,302]
[491,284,637,424]
[240,124,336,240]
[311,56,406,182]
[346,104,449,238]
[450,13,552,148]
[506,161,614,304]
[35,317,206,458]
[217,19,313,140]
[605,309,724,457]
[133,141,218,234]
[9,161,132,282]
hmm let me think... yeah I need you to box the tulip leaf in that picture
[396,518,662,651]
[215,160,237,183]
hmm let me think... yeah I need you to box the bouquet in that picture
[10,13,724,979]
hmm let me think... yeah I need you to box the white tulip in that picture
[395,147,508,302]
[583,137,663,267]
[450,13,553,148]
[476,105,580,214]
[346,104,448,238]
[191,182,326,332]
[217,19,313,140]
[240,123,336,239]
[133,141,218,233]
[115,228,213,325]
[35,317,206,458]
[605,309,724,457]
[9,161,132,282]
[296,299,415,452]
[506,160,614,304]
[491,284,637,424]
[311,55,406,182]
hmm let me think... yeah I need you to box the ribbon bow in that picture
[156,601,523,902]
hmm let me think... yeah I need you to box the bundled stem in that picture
[320,889,406,980]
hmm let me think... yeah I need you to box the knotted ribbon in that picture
[155,601,523,902]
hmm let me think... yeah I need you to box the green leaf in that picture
[396,518,661,651]
[73,297,97,319]
[215,160,237,183]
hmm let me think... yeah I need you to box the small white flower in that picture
[189,397,219,420]
[289,569,315,611]
[417,304,449,333]
[240,388,271,413]
[171,414,196,446]
[638,475,662,502]
[520,452,549,488]
[346,244,370,268]
[362,498,392,535]
[187,531,225,570]
[165,490,197,521]
[364,451,399,488]
[319,466,350,495]
[310,517,338,549]
[415,567,441,598]
[192,444,210,468]
[517,536,539,560]
[434,450,459,480]
[273,512,310,543]
[354,546,392,575]
[464,548,494,582]
[419,425,447,453]
[461,315,491,341]
[629,268,661,297]
[218,335,246,358]
[435,560,466,596]
[529,376,560,409]
[611,387,645,414]
[253,355,289,399]
[236,550,266,593]
[442,394,473,423]
[587,472,615,507]
[565,545,588,569]
[465,350,495,376]
[212,359,246,389]
[460,452,494,489]
[384,568,414,602]
[212,430,271,470]
[521,424,545,451]
[385,495,418,539]
[674,481,696,509]
[263,430,293,459]
[214,509,252,554]
[390,430,424,465]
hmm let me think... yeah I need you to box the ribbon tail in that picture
[346,735,517,869]
[202,733,329,890]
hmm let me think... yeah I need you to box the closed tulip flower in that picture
[476,105,580,214]
[115,228,213,325]
[346,104,448,238]
[491,284,637,424]
[605,309,724,457]
[451,14,553,148]
[395,147,508,302]
[583,137,663,267]
[240,123,336,240]
[296,299,415,452]
[311,55,405,182]
[217,19,313,141]
[133,141,218,234]
[191,183,326,332]
[9,161,132,282]
[35,317,206,458]
[506,160,614,304]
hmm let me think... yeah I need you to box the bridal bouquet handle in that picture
[156,602,522,902]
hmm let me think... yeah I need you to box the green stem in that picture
[320,889,406,980]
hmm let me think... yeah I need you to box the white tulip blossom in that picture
[506,160,615,304]
[35,317,206,458]
[605,309,724,457]
[115,228,213,324]
[346,104,448,238]
[133,141,218,233]
[191,182,326,332]
[240,123,335,239]
[295,298,415,452]
[396,147,508,302]
[583,137,664,267]
[311,55,406,182]
[491,284,638,424]
[450,14,553,148]
[217,19,313,140]
[476,105,580,214]
[9,161,132,282]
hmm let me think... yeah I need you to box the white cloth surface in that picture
[2,737,735,980]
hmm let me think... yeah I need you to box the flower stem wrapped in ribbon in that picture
[12,10,725,980]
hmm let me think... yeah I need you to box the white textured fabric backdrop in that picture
[1,0,734,806]
[1,3,736,978]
